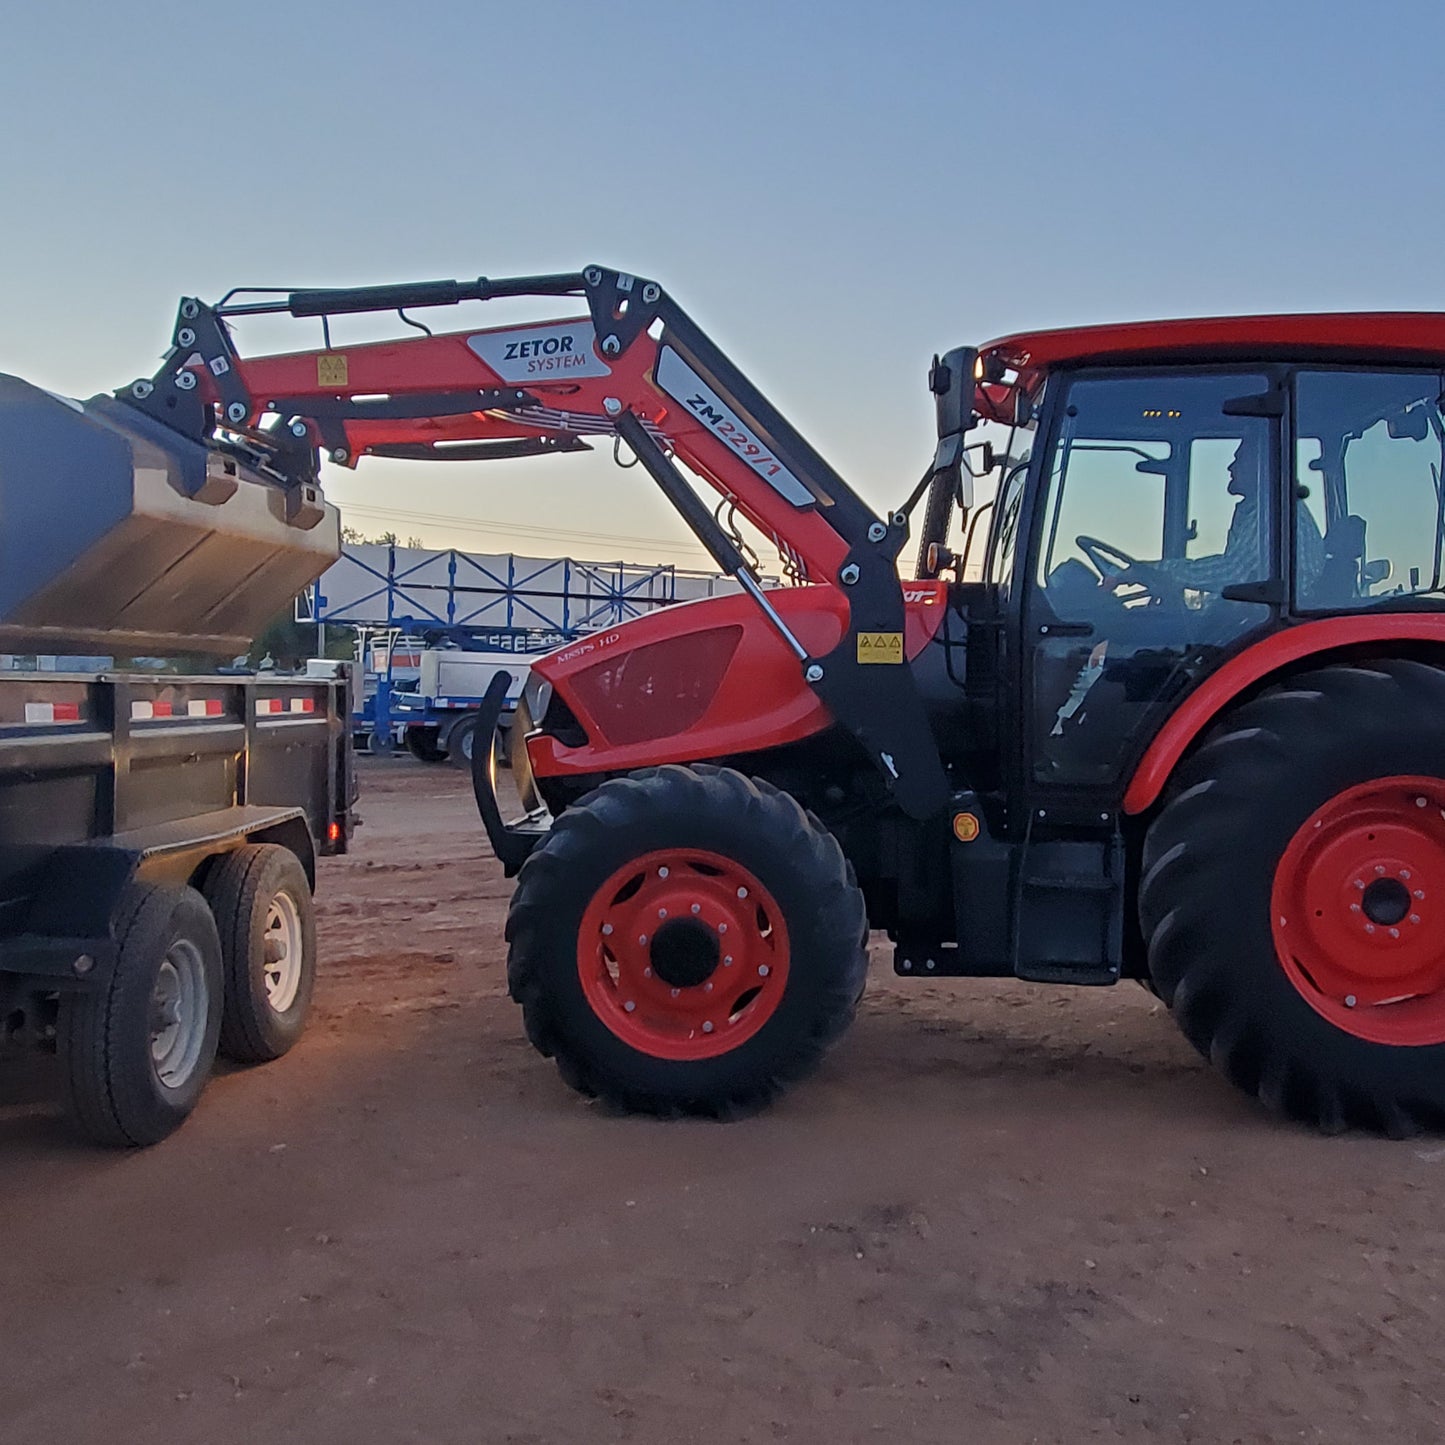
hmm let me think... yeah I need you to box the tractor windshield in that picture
[1293,369,1445,611]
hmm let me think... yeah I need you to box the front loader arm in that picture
[117,267,950,818]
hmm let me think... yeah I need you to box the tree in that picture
[341,526,425,548]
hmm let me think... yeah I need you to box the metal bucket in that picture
[0,373,340,655]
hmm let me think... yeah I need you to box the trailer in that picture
[393,647,533,766]
[0,369,346,1145]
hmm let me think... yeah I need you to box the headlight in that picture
[522,673,553,726]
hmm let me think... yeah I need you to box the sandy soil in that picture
[2,758,1443,1443]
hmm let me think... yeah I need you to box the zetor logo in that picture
[503,334,576,362]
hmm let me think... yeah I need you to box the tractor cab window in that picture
[1293,370,1445,611]
[1035,372,1275,640]
[1026,371,1277,788]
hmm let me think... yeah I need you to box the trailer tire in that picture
[203,844,317,1064]
[406,728,447,764]
[507,764,868,1117]
[447,715,480,770]
[59,883,223,1147]
[1140,660,1445,1135]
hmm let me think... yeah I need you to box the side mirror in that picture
[1363,558,1393,587]
[929,346,978,451]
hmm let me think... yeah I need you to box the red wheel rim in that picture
[577,849,791,1061]
[1272,775,1445,1045]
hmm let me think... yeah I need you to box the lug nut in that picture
[1375,865,1387,875]
[704,982,713,992]
[737,886,748,899]
[691,903,701,915]
[723,956,733,966]
[639,934,648,945]
[1417,797,1429,808]
[644,967,652,977]
[1411,914,1421,925]
[702,1021,714,1033]
[671,988,679,998]
[658,908,668,919]
[718,923,728,934]
[758,965,770,977]
[602,923,613,936]
[1345,994,1358,1007]
[658,866,669,878]
[624,1000,636,1012]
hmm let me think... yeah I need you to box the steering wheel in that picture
[1074,534,1174,594]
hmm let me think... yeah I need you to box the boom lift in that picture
[111,269,1445,1133]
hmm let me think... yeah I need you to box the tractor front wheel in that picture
[1140,660,1445,1134]
[506,765,868,1117]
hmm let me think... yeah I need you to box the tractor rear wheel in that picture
[1140,660,1445,1134]
[506,764,868,1117]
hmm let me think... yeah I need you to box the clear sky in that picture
[5,0,1442,570]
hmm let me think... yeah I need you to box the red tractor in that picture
[118,272,1445,1131]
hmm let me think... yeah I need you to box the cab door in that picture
[1019,367,1284,819]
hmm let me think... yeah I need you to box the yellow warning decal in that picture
[317,353,349,388]
[857,631,904,664]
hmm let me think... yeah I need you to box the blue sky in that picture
[5,0,1441,567]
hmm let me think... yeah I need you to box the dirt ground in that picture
[2,759,1443,1443]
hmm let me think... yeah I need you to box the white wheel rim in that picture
[262,890,305,1014]
[149,939,210,1090]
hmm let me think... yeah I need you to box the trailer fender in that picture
[1123,615,1445,815]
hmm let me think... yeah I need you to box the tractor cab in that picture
[925,323,1445,814]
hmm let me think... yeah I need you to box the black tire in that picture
[446,715,479,770]
[59,883,223,1147]
[1140,659,1445,1135]
[506,764,868,1117]
[406,727,447,764]
[203,844,317,1064]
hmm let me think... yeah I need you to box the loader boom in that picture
[117,266,952,817]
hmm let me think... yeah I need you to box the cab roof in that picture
[980,312,1445,378]
[973,313,1445,426]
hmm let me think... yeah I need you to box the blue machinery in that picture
[302,544,743,746]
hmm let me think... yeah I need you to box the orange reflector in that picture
[327,822,342,842]
[952,812,981,843]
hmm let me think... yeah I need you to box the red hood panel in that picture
[528,580,946,777]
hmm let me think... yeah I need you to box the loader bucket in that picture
[0,373,340,656]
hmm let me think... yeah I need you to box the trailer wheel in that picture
[1140,660,1445,1135]
[203,844,317,1064]
[59,884,223,1147]
[447,715,480,770]
[406,728,447,764]
[507,764,868,1117]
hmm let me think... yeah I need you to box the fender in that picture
[1122,614,1445,815]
